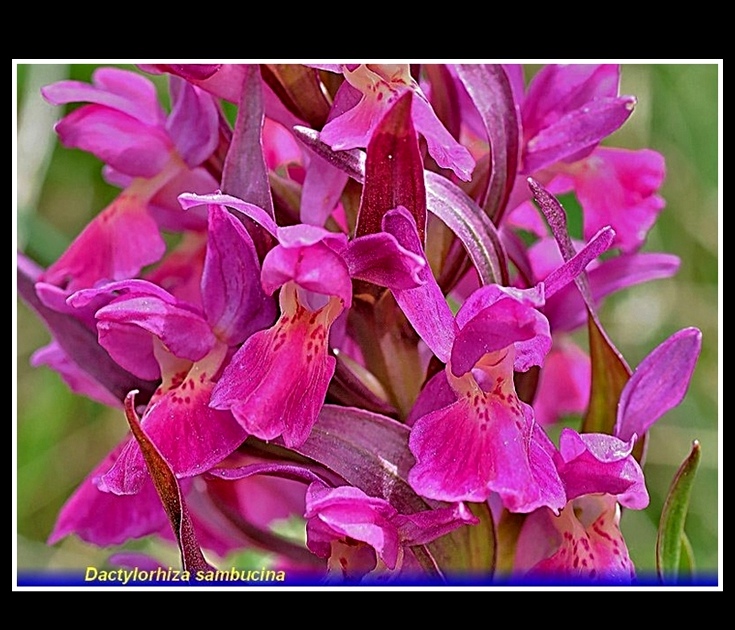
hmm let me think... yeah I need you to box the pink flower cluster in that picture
[18,64,702,585]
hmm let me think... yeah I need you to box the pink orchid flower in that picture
[40,68,220,291]
[318,64,475,182]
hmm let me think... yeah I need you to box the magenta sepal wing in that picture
[615,327,703,442]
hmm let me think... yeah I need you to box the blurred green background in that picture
[14,63,720,582]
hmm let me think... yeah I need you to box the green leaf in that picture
[656,440,701,584]
[679,531,696,577]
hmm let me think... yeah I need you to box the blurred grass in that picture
[14,63,720,582]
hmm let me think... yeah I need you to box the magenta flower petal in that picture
[178,191,279,237]
[39,68,225,305]
[519,64,627,173]
[542,226,615,298]
[166,77,219,168]
[262,115,303,172]
[562,147,666,252]
[455,283,543,327]
[48,445,169,546]
[589,251,680,302]
[36,280,99,327]
[515,494,635,583]
[52,104,171,178]
[405,369,456,427]
[523,97,637,174]
[143,64,308,133]
[304,481,478,578]
[451,295,548,377]
[305,482,401,570]
[261,240,352,306]
[100,349,247,495]
[205,458,310,530]
[142,166,215,232]
[344,231,425,291]
[539,247,680,332]
[318,64,407,150]
[201,203,276,346]
[30,342,121,408]
[275,224,348,251]
[319,89,384,151]
[615,327,702,442]
[140,63,222,82]
[522,64,621,141]
[67,279,217,381]
[392,501,479,547]
[94,293,216,380]
[300,155,349,227]
[68,278,176,309]
[408,397,492,503]
[410,91,475,181]
[210,284,341,447]
[41,193,166,292]
[42,67,165,127]
[382,207,457,363]
[504,195,550,238]
[455,284,550,373]
[18,260,157,404]
[320,64,474,181]
[555,428,649,509]
[408,363,565,512]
